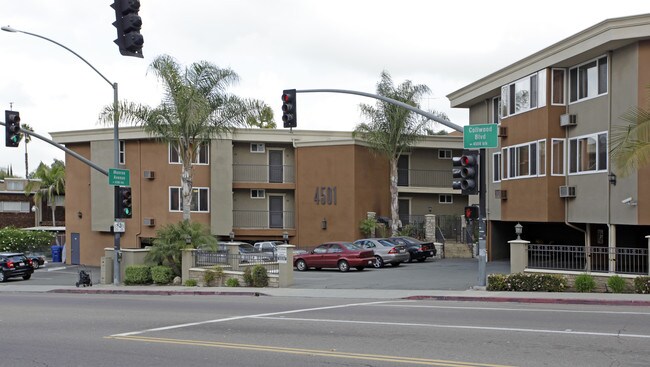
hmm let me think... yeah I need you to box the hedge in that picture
[487,273,567,292]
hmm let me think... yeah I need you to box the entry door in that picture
[269,196,284,228]
[269,150,283,183]
[71,232,80,265]
[397,155,409,186]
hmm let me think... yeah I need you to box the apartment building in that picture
[447,14,650,259]
[51,127,465,266]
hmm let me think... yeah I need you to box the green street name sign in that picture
[108,168,130,186]
[463,124,498,149]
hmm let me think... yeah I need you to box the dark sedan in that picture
[294,242,375,272]
[388,236,436,263]
[27,253,46,269]
[0,252,34,282]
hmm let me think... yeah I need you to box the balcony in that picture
[233,210,295,229]
[233,164,295,184]
[397,169,453,188]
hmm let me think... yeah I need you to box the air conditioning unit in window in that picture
[143,170,155,179]
[498,126,507,137]
[495,189,507,200]
[560,114,577,127]
[143,218,156,226]
[559,186,576,198]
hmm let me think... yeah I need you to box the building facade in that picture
[447,14,650,260]
[51,128,466,266]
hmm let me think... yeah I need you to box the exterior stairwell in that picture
[443,241,475,258]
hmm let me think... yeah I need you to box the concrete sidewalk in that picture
[2,283,650,306]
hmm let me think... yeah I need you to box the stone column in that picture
[508,239,530,274]
[277,245,295,287]
[646,235,650,276]
[424,214,436,242]
[224,242,240,271]
[181,248,195,284]
[367,212,376,238]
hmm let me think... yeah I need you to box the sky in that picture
[0,1,648,178]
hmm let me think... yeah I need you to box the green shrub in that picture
[0,227,55,253]
[487,273,567,292]
[359,217,377,238]
[225,278,240,287]
[607,275,627,293]
[251,264,269,287]
[124,265,152,285]
[634,276,650,294]
[243,267,253,286]
[574,273,596,292]
[150,265,174,285]
[184,279,197,287]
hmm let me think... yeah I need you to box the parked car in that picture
[353,238,409,268]
[27,253,46,269]
[254,241,308,258]
[0,252,34,282]
[388,236,436,263]
[218,242,272,262]
[294,242,375,272]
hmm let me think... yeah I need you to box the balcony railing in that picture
[528,244,649,275]
[397,169,452,187]
[233,164,295,183]
[233,210,295,229]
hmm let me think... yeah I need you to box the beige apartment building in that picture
[51,128,466,266]
[447,14,650,260]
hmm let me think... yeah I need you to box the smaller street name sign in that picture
[463,124,498,149]
[109,168,130,186]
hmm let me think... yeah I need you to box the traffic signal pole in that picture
[478,149,487,286]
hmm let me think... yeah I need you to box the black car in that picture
[0,252,35,282]
[388,236,436,263]
[27,253,46,269]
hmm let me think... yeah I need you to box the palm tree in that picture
[99,54,273,221]
[21,123,34,178]
[24,160,66,226]
[353,71,445,236]
[611,85,650,176]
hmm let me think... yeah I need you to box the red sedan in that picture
[294,242,375,272]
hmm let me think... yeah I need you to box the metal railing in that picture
[233,164,295,183]
[195,250,279,274]
[233,210,295,229]
[528,244,648,275]
[397,169,452,187]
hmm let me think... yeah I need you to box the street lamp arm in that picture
[1,26,113,88]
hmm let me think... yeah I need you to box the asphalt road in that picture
[3,292,650,367]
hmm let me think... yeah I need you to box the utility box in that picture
[100,256,113,284]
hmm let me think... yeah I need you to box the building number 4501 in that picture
[314,186,337,205]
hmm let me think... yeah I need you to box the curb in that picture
[49,288,268,297]
[404,295,650,306]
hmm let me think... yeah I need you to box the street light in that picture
[283,231,288,244]
[2,25,122,285]
[514,223,523,240]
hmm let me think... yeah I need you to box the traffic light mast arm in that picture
[296,88,463,133]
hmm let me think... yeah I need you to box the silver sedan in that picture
[352,238,409,268]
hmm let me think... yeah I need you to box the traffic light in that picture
[111,0,144,58]
[281,89,297,128]
[4,110,21,147]
[452,150,479,195]
[464,206,479,220]
[116,186,133,219]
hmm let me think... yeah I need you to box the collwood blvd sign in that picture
[463,124,498,149]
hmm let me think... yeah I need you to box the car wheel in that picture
[32,261,40,270]
[22,274,31,280]
[338,260,350,272]
[0,271,5,282]
[295,259,308,271]
[373,256,384,268]
[356,267,365,271]
[392,262,401,267]
[417,258,426,262]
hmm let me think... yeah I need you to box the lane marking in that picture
[254,316,650,339]
[372,303,650,315]
[107,335,515,367]
[111,300,391,337]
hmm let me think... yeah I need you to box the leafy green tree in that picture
[145,220,217,276]
[99,54,273,221]
[611,85,650,176]
[24,160,66,226]
[353,71,447,235]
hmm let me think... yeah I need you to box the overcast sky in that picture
[0,1,648,178]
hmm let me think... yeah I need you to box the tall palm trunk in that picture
[389,157,400,236]
[181,160,193,221]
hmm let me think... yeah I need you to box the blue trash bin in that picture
[51,245,63,262]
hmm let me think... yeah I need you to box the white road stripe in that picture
[372,303,650,315]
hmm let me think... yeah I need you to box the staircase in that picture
[443,241,475,258]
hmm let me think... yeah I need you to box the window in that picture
[168,142,209,165]
[0,201,30,213]
[502,140,546,179]
[569,56,608,103]
[492,152,502,182]
[119,140,126,165]
[251,189,265,199]
[6,181,25,191]
[169,187,209,212]
[568,132,607,174]
[250,143,265,153]
[439,194,453,204]
[500,70,546,117]
[552,69,565,105]
[491,96,501,124]
[438,149,452,159]
[551,139,565,175]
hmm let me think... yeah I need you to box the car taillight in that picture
[388,247,398,254]
[6,260,14,268]
[27,259,33,266]
[420,245,427,251]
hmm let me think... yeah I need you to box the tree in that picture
[99,54,273,221]
[21,123,34,179]
[24,159,66,226]
[353,71,446,236]
[145,220,217,276]
[611,85,650,176]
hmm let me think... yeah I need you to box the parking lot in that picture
[17,258,510,290]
